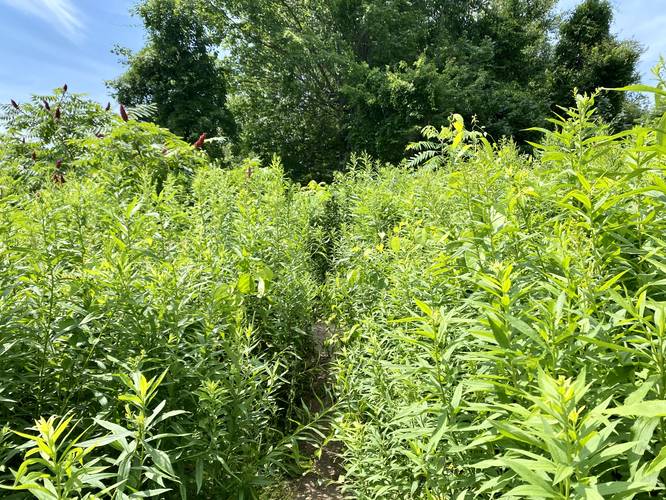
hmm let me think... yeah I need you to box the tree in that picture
[109,0,235,143]
[551,0,641,122]
[200,0,558,180]
[202,0,350,179]
[340,0,558,161]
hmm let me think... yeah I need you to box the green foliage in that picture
[3,79,666,498]
[551,0,641,123]
[0,90,163,194]
[406,114,492,169]
[0,88,113,190]
[325,91,666,497]
[0,96,327,498]
[109,0,236,145]
[199,0,562,179]
[2,371,182,499]
[194,0,642,180]
[2,414,121,499]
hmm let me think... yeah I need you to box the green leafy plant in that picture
[1,415,120,499]
[3,65,666,499]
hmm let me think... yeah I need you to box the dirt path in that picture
[288,322,344,499]
[288,441,343,499]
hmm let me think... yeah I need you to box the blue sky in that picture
[0,0,665,107]
[0,0,144,105]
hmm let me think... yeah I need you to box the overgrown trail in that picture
[7,85,666,498]
[287,322,344,499]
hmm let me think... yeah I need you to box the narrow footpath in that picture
[287,322,344,499]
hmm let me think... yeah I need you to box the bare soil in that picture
[288,441,344,499]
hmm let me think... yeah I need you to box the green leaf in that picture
[414,299,433,318]
[656,112,666,147]
[195,459,204,494]
[426,414,448,453]
[78,432,133,449]
[553,465,573,485]
[145,443,174,476]
[491,422,541,448]
[131,488,172,497]
[237,273,254,294]
[606,401,666,418]
[486,314,510,348]
[606,84,666,98]
[503,484,560,498]
[645,445,666,476]
[596,270,629,292]
[497,458,559,496]
[586,442,637,470]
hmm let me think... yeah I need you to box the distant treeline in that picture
[109,0,642,180]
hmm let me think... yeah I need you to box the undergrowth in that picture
[1,82,666,499]
[326,89,666,498]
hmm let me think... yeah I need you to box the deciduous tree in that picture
[551,0,641,122]
[109,0,236,143]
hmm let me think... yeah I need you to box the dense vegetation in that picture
[110,0,642,180]
[0,90,325,498]
[1,69,666,498]
[1,0,664,497]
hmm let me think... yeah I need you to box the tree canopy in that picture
[551,0,641,122]
[199,0,562,178]
[113,0,641,180]
[109,0,235,143]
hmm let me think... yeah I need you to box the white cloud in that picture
[2,0,84,41]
